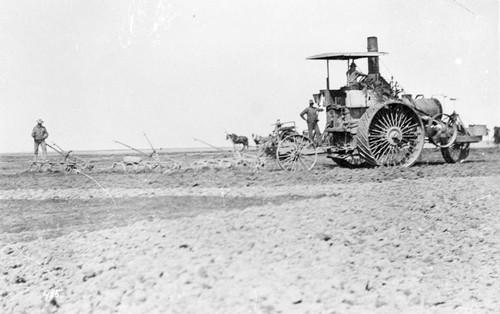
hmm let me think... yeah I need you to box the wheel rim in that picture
[444,142,470,162]
[360,103,424,167]
[441,125,470,163]
[276,135,317,171]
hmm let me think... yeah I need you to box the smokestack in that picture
[367,36,379,75]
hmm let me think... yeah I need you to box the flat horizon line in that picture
[0,141,496,156]
[0,146,257,156]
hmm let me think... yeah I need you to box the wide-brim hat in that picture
[36,119,44,124]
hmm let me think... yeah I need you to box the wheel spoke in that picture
[282,157,294,169]
[387,108,394,126]
[369,134,387,139]
[398,117,412,130]
[372,143,390,160]
[369,128,387,137]
[396,111,410,129]
[371,142,391,154]
[293,137,301,151]
[377,142,394,161]
[371,122,388,132]
[401,123,418,133]
[371,140,390,155]
[389,108,398,127]
[379,112,392,130]
[281,153,295,163]
[298,158,308,170]
[369,137,389,144]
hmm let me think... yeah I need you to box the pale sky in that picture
[0,0,498,153]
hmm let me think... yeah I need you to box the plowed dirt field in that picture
[1,148,499,313]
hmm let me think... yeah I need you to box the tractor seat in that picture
[278,126,295,132]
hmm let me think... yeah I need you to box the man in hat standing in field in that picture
[31,119,49,162]
[300,99,324,144]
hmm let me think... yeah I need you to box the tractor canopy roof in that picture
[306,52,387,60]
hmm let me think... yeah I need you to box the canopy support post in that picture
[326,60,330,90]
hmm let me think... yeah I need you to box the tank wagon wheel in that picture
[357,102,425,167]
[276,134,317,171]
[426,113,458,148]
[441,123,470,163]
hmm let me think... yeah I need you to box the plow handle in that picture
[113,140,151,158]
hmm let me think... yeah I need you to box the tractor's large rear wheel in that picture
[357,102,425,167]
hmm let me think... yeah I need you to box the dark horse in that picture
[226,133,249,150]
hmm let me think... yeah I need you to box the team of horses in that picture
[226,132,273,150]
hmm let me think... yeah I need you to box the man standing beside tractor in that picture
[31,119,49,162]
[300,99,324,144]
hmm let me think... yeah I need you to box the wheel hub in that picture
[386,127,403,145]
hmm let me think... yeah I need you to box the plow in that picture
[111,133,182,172]
[111,136,270,172]
[29,143,94,173]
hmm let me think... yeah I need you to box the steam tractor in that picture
[306,36,486,167]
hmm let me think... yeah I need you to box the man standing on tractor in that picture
[300,99,323,144]
[31,119,49,162]
[346,62,367,87]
